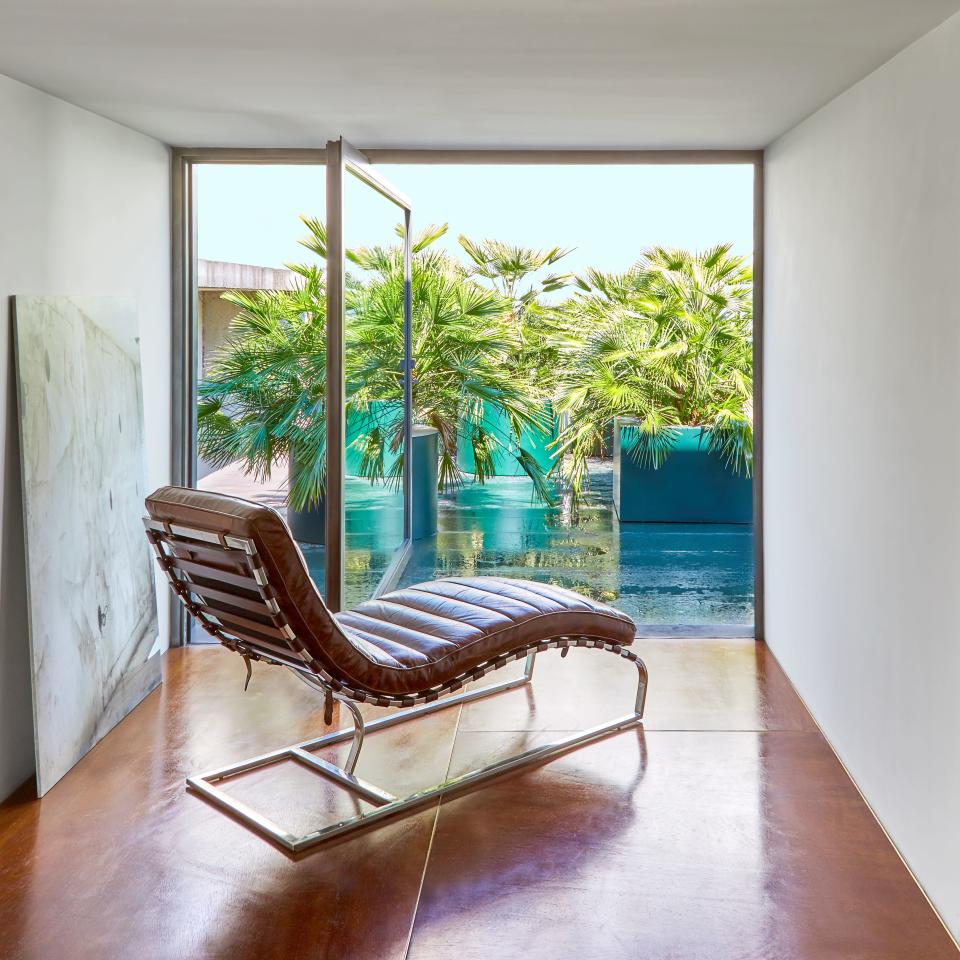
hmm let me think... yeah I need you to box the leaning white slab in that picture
[13,295,160,797]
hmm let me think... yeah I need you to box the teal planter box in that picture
[613,419,752,524]
[457,401,556,477]
[287,426,439,545]
[287,452,326,544]
[411,426,439,540]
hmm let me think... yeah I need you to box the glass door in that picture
[325,139,413,611]
[188,159,327,641]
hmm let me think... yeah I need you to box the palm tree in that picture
[197,219,554,509]
[457,237,573,391]
[457,237,572,321]
[196,264,328,510]
[345,223,554,500]
[552,244,753,502]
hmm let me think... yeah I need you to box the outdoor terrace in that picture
[199,461,753,635]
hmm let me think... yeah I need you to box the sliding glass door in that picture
[182,145,413,642]
[179,149,757,641]
[325,139,413,611]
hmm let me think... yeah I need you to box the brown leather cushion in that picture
[335,577,636,689]
[146,486,636,697]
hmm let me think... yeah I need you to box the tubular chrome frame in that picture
[146,515,649,851]
[187,647,647,853]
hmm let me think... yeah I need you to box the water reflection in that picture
[396,462,754,628]
[198,459,753,627]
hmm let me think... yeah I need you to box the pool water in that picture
[193,462,753,640]
[298,462,754,634]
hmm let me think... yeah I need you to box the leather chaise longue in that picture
[145,485,648,851]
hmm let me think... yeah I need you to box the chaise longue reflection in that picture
[144,485,648,851]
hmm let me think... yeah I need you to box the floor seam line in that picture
[402,702,463,960]
[455,727,821,734]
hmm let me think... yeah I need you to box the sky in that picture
[197,162,754,286]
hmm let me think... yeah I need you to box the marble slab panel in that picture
[14,295,160,796]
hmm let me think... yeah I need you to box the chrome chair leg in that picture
[189,644,646,852]
[523,650,537,680]
[634,657,649,718]
[335,694,366,776]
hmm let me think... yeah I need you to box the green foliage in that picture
[345,222,554,497]
[196,265,327,510]
[457,237,572,314]
[198,218,554,507]
[458,236,574,394]
[552,244,753,502]
[198,216,753,515]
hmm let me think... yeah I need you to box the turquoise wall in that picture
[457,401,557,477]
[613,421,752,524]
[346,401,403,478]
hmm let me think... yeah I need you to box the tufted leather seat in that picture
[335,577,636,692]
[145,486,636,698]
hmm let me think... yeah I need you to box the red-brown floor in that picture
[0,642,955,960]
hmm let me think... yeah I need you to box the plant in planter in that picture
[342,222,554,501]
[197,219,556,536]
[197,264,329,535]
[457,237,573,476]
[552,244,753,513]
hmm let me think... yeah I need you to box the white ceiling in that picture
[1,0,958,149]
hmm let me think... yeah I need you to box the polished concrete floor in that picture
[1,641,955,960]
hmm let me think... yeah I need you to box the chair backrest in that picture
[144,485,371,692]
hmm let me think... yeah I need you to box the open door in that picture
[325,138,414,611]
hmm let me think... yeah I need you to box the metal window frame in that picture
[324,139,414,611]
[171,147,764,645]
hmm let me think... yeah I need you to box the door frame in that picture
[324,138,414,611]
[171,147,764,645]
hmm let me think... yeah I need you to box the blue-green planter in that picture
[457,401,557,477]
[411,426,439,540]
[613,419,752,524]
[288,426,440,545]
[287,452,326,544]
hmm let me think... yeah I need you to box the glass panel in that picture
[340,168,409,607]
[192,163,327,636]
[383,162,755,636]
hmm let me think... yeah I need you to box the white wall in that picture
[0,74,171,801]
[765,11,960,940]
